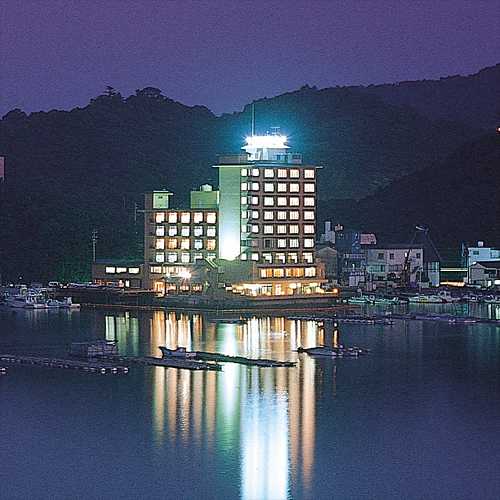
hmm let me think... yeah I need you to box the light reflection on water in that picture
[1,304,500,499]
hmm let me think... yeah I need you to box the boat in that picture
[59,297,80,309]
[408,294,444,304]
[45,298,62,308]
[348,294,374,304]
[6,295,33,308]
[159,346,197,358]
[297,345,368,357]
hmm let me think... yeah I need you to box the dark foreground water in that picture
[1,303,500,500]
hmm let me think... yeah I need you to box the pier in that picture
[193,351,296,367]
[97,354,222,371]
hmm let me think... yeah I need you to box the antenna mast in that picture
[251,102,255,137]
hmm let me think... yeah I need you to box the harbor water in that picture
[1,303,500,499]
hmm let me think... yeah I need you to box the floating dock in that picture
[96,354,222,371]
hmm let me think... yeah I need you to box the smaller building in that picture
[469,261,500,287]
[92,260,144,289]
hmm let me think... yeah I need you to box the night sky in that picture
[1,0,499,117]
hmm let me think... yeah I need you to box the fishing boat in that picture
[159,346,197,358]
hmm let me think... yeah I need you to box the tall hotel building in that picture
[143,135,326,296]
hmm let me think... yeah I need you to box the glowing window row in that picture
[105,267,140,274]
[155,251,217,263]
[155,212,217,224]
[242,182,316,193]
[259,267,317,278]
[240,252,314,264]
[242,196,315,207]
[155,239,216,250]
[242,210,315,221]
[244,238,315,249]
[241,168,315,179]
[150,263,216,274]
[156,226,216,237]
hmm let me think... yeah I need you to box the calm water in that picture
[1,303,500,500]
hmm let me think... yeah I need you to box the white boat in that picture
[59,297,80,309]
[6,295,33,308]
[408,294,444,304]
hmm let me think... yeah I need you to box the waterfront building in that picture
[92,260,144,289]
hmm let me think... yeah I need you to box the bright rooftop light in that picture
[245,135,288,149]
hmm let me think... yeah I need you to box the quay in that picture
[96,353,222,371]
[0,354,129,374]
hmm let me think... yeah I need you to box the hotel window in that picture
[155,238,165,250]
[193,212,203,223]
[105,267,116,273]
[251,253,259,261]
[277,239,287,248]
[303,252,313,263]
[251,168,259,177]
[168,212,177,223]
[156,212,165,224]
[194,253,203,261]
[289,225,299,234]
[285,268,293,277]
[156,253,165,263]
[304,238,315,248]
[168,253,177,263]
[247,225,259,234]
[180,212,190,223]
[264,239,274,248]
[249,182,259,191]
[264,225,274,234]
[264,183,274,192]
[304,224,315,234]
[277,197,287,206]
[181,226,190,237]
[207,227,216,237]
[194,226,203,237]
[289,211,299,220]
[277,211,287,220]
[277,183,287,192]
[263,253,272,263]
[293,268,305,277]
[274,269,284,278]
[260,269,271,278]
[264,197,274,206]
[277,225,287,234]
[264,211,274,220]
[207,253,216,259]
[289,183,300,193]
[289,197,300,206]
[241,182,248,191]
[207,239,216,251]
[116,267,127,273]
[276,253,286,264]
[304,169,315,178]
[128,267,140,274]
[304,183,315,193]
[151,266,161,274]
[304,211,315,220]
[241,196,248,205]
[168,226,178,236]
[304,197,315,207]
[264,168,274,178]
[168,239,178,249]
[249,239,259,247]
[194,239,203,250]
[241,168,248,176]
[277,169,287,178]
[181,239,190,250]
[207,213,217,224]
[287,253,298,263]
[250,210,259,219]
[305,267,316,277]
[289,239,300,248]
[181,253,190,263]
[241,253,248,260]
[156,226,165,237]
[248,196,259,205]
[290,169,300,178]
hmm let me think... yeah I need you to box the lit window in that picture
[194,253,203,261]
[248,196,259,205]
[168,253,177,263]
[181,253,190,263]
[247,225,259,233]
[241,168,248,177]
[263,253,272,263]
[264,168,274,178]
[251,253,259,261]
[105,267,115,274]
[264,211,274,220]
[207,253,216,259]
[264,183,274,192]
[293,268,304,277]
[181,226,190,237]
[207,239,216,251]
[277,239,287,248]
[155,238,165,249]
[251,168,259,177]
[285,268,292,277]
[251,210,259,219]
[277,169,287,178]
[241,196,247,205]
[304,169,315,178]
[290,169,300,178]
[168,212,177,223]
[289,239,299,248]
[276,253,286,264]
[168,226,178,236]
[277,225,287,234]
[207,227,216,237]
[194,240,203,250]
[206,213,216,224]
[304,238,315,248]
[289,197,300,206]
[277,183,287,192]
[305,267,316,277]
[168,239,178,249]
[277,211,287,220]
[194,226,203,237]
[304,183,315,193]
[304,211,315,220]
[264,225,274,234]
[156,212,165,224]
[264,197,274,206]
[193,212,203,223]
[156,253,165,263]
[289,183,300,193]
[241,253,248,260]
[287,253,298,263]
[289,225,299,234]
[156,226,165,237]
[181,239,190,250]
[274,268,284,277]
[241,182,248,191]
[277,197,287,206]
[304,224,315,234]
[289,211,299,220]
[116,267,127,273]
[151,266,161,274]
[250,182,259,191]
[304,197,315,206]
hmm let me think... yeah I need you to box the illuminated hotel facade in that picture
[144,135,326,296]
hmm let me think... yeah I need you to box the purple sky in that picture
[1,0,499,117]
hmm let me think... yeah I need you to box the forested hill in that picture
[0,66,498,283]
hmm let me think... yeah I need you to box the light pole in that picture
[92,229,97,262]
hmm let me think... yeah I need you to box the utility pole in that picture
[92,229,97,262]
